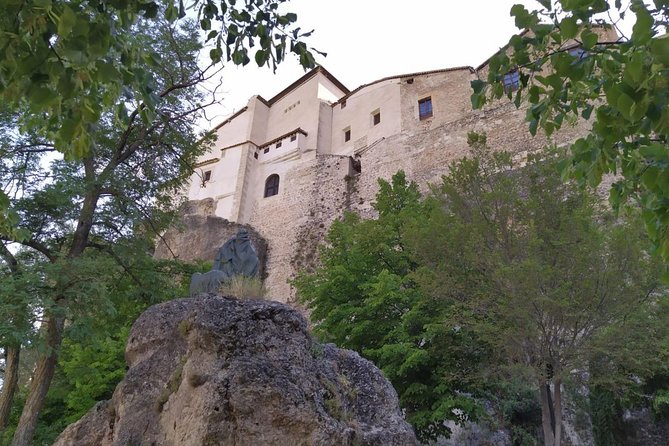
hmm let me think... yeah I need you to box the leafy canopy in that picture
[471,0,669,260]
[0,0,319,234]
[294,172,485,441]
[295,134,668,443]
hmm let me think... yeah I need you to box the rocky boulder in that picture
[54,295,416,446]
[153,200,267,277]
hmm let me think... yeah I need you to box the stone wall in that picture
[169,94,594,305]
[246,153,319,302]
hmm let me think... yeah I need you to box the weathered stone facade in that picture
[171,28,618,302]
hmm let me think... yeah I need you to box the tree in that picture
[411,134,667,446]
[0,255,196,445]
[0,0,319,441]
[294,172,488,442]
[296,135,669,445]
[0,11,309,442]
[471,0,669,260]
[0,0,319,236]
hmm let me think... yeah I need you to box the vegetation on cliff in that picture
[294,133,669,444]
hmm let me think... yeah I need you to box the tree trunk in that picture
[11,314,64,446]
[554,378,563,446]
[0,345,20,430]
[540,382,556,446]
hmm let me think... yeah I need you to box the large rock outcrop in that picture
[153,199,267,277]
[54,295,416,446]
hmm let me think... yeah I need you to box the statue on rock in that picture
[213,228,259,278]
[189,228,260,296]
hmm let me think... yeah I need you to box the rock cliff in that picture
[153,199,267,278]
[54,295,416,446]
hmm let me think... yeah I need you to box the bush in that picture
[218,276,266,299]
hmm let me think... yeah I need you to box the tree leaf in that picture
[561,17,579,40]
[58,6,77,38]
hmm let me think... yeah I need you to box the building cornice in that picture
[217,128,309,152]
[331,66,476,107]
[258,128,308,149]
[194,158,220,168]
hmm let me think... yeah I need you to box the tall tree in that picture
[294,172,488,442]
[471,0,669,259]
[296,134,669,445]
[411,134,667,446]
[0,8,312,441]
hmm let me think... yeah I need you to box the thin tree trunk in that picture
[540,382,556,446]
[11,162,99,446]
[0,244,22,431]
[554,378,563,446]
[11,314,64,446]
[0,345,20,429]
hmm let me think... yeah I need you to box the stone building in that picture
[176,28,616,302]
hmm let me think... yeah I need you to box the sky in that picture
[199,0,540,129]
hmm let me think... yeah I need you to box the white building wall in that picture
[330,79,402,156]
[265,77,321,152]
[246,96,269,144]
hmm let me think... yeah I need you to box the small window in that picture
[290,134,297,142]
[264,174,280,198]
[254,152,258,159]
[372,110,381,126]
[569,47,588,61]
[344,127,351,142]
[503,70,520,93]
[203,170,212,182]
[406,78,414,84]
[276,141,282,148]
[264,147,269,154]
[341,100,347,109]
[418,97,432,120]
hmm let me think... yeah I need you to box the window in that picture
[341,100,347,109]
[344,127,351,142]
[290,134,297,142]
[264,174,280,198]
[276,141,282,148]
[372,110,381,126]
[503,70,520,93]
[254,152,258,159]
[203,170,212,182]
[264,147,269,154]
[418,97,433,120]
[569,47,588,61]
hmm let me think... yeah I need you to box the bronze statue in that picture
[189,228,260,296]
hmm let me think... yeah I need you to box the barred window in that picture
[503,70,520,93]
[264,174,280,198]
[418,97,433,120]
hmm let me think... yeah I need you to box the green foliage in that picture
[590,385,626,446]
[1,255,195,445]
[653,389,669,418]
[0,0,316,160]
[471,0,669,261]
[218,275,267,299]
[294,171,485,441]
[0,16,223,444]
[296,134,668,442]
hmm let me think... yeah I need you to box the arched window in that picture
[264,174,280,198]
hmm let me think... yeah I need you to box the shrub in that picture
[218,276,266,299]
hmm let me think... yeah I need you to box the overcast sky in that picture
[199,0,630,130]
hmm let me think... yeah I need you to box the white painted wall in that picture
[330,79,402,156]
